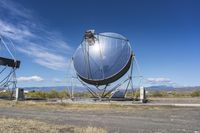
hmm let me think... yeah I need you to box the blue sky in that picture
[0,0,199,87]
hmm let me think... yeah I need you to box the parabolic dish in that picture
[73,32,133,85]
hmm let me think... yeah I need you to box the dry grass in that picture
[0,117,108,133]
[0,99,173,112]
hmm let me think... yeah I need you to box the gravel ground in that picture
[0,101,200,133]
[149,97,200,104]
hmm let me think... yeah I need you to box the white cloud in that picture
[17,75,44,82]
[17,45,68,70]
[0,0,73,71]
[52,78,64,83]
[147,77,172,84]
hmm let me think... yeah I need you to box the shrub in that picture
[170,91,190,97]
[0,91,12,97]
[134,90,140,98]
[47,90,59,99]
[151,91,168,97]
[191,90,200,97]
[26,90,70,100]
[73,92,92,98]
[26,91,47,99]
[58,90,70,100]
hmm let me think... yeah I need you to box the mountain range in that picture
[23,85,200,92]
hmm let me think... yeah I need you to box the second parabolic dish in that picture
[73,32,133,85]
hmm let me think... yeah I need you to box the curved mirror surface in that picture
[73,32,132,83]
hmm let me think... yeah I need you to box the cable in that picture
[7,37,16,59]
[134,56,145,87]
[0,66,7,75]
[0,35,16,60]
[0,35,18,97]
[0,68,14,86]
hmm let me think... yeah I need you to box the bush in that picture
[134,90,140,98]
[151,91,168,97]
[170,91,190,97]
[47,90,59,99]
[26,90,70,100]
[26,91,47,99]
[58,90,70,100]
[191,90,200,97]
[0,91,12,97]
[73,92,92,98]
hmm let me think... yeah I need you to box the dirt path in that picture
[0,104,200,133]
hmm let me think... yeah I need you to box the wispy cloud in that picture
[17,75,44,82]
[0,0,33,19]
[0,19,34,42]
[147,77,172,84]
[52,78,65,83]
[0,0,73,71]
[16,44,68,70]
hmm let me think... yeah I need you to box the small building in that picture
[16,88,24,100]
[140,87,147,103]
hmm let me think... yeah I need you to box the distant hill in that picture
[22,85,200,92]
[146,85,174,91]
[146,85,200,91]
[174,86,200,91]
[23,86,83,92]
